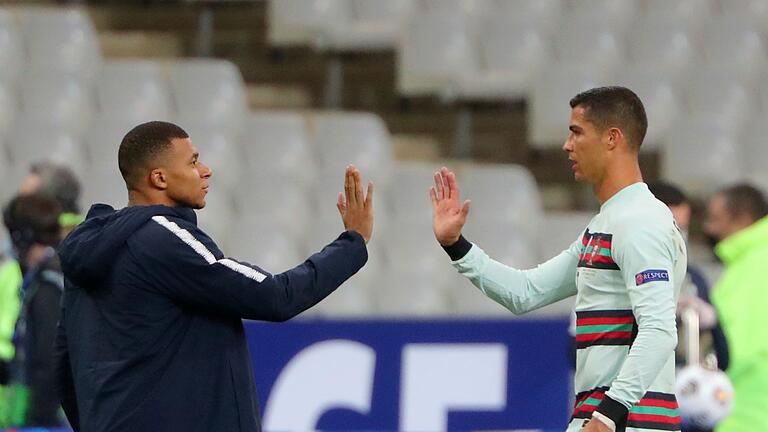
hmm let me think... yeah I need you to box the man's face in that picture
[161,138,212,209]
[704,194,744,243]
[563,106,608,184]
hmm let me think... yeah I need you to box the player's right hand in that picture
[337,165,374,244]
[430,166,470,246]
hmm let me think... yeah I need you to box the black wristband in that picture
[441,235,472,261]
[595,395,629,431]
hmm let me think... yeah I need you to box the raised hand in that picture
[337,165,374,244]
[430,166,470,246]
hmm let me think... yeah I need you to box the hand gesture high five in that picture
[337,165,374,244]
[430,166,470,246]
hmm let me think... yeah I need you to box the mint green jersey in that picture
[452,183,687,431]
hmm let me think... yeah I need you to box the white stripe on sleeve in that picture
[152,216,267,283]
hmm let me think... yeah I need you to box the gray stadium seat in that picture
[530,64,617,148]
[685,70,755,130]
[627,17,698,85]
[226,220,305,275]
[492,0,563,36]
[553,16,625,75]
[387,162,440,223]
[566,0,636,33]
[539,211,593,262]
[20,8,101,81]
[700,16,767,83]
[234,176,312,242]
[196,187,235,252]
[80,163,127,209]
[169,59,248,133]
[639,0,713,32]
[0,81,17,141]
[242,112,315,186]
[20,72,93,135]
[180,125,243,195]
[96,60,173,123]
[311,112,393,183]
[615,69,681,149]
[0,10,22,85]
[397,10,476,99]
[6,118,85,184]
[662,115,747,196]
[322,0,415,51]
[267,0,348,48]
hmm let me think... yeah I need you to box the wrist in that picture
[594,395,628,430]
[441,235,472,261]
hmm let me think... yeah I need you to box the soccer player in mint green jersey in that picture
[430,87,687,432]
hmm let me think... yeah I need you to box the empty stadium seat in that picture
[180,125,243,194]
[387,162,441,222]
[323,0,415,51]
[226,222,306,274]
[700,16,767,82]
[96,60,173,122]
[566,0,637,33]
[242,112,315,186]
[530,64,617,148]
[460,164,543,246]
[739,115,768,193]
[0,81,16,141]
[639,0,713,32]
[685,70,755,129]
[169,59,248,133]
[80,163,127,209]
[374,268,455,316]
[627,17,698,84]
[553,16,625,74]
[234,176,312,242]
[397,10,477,99]
[6,118,85,183]
[454,17,550,101]
[539,211,593,261]
[267,0,349,47]
[311,112,393,183]
[196,187,236,251]
[0,10,22,85]
[20,73,92,134]
[20,8,101,80]
[492,0,563,36]
[662,115,747,196]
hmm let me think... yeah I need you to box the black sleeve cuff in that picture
[441,235,472,261]
[595,395,629,430]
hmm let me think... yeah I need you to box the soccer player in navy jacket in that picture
[54,121,373,432]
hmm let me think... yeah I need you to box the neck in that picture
[24,244,51,270]
[593,153,643,204]
[127,189,176,208]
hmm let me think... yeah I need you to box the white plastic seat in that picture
[235,176,311,242]
[311,112,393,182]
[6,118,85,183]
[80,163,127,209]
[20,9,101,80]
[387,162,441,223]
[566,0,637,33]
[374,268,455,316]
[397,10,477,98]
[242,112,315,186]
[553,16,625,74]
[493,0,563,37]
[662,115,747,196]
[267,0,350,48]
[0,10,22,85]
[627,18,698,84]
[421,0,492,22]
[322,0,415,51]
[96,60,173,122]
[455,18,550,101]
[0,82,17,141]
[460,165,543,242]
[20,73,92,135]
[530,64,617,148]
[719,0,768,20]
[639,0,713,32]
[615,68,681,149]
[700,16,767,82]
[462,219,539,270]
[226,223,305,275]
[685,70,755,129]
[169,60,247,133]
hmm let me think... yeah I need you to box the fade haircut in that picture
[118,121,189,189]
[719,184,768,223]
[569,86,648,149]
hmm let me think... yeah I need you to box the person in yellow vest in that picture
[704,184,768,432]
[0,162,81,427]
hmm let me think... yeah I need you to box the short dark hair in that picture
[3,194,62,250]
[718,184,768,223]
[118,121,189,189]
[649,182,688,207]
[29,161,81,214]
[569,86,648,149]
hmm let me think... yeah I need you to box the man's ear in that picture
[149,168,168,190]
[606,127,624,151]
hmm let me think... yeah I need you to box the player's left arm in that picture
[594,223,683,428]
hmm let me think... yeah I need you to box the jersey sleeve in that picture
[451,239,581,315]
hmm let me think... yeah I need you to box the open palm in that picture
[430,166,471,246]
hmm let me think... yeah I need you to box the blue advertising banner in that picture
[247,318,573,431]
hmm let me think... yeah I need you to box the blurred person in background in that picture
[55,121,373,432]
[649,182,729,373]
[0,162,81,427]
[2,194,65,427]
[703,184,768,432]
[432,87,686,432]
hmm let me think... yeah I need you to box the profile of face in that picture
[562,106,611,184]
[154,138,212,209]
[703,194,748,244]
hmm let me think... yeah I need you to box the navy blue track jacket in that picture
[54,204,368,432]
